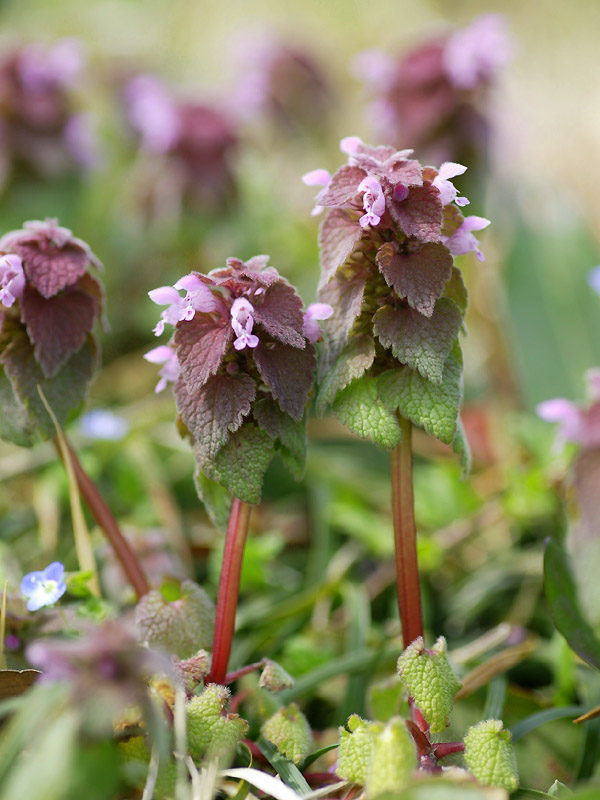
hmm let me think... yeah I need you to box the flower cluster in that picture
[124,74,238,213]
[146,257,328,507]
[304,137,490,456]
[0,218,103,444]
[354,14,512,164]
[537,368,600,450]
[0,39,98,186]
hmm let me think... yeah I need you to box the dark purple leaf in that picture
[376,241,453,318]
[318,275,366,372]
[316,165,366,207]
[253,282,305,348]
[15,241,89,298]
[174,313,233,392]
[387,182,443,242]
[21,285,98,378]
[175,372,256,462]
[253,342,316,421]
[318,208,363,289]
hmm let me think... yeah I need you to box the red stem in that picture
[207,497,252,685]
[55,438,150,600]
[433,741,465,760]
[391,417,423,649]
[225,660,265,684]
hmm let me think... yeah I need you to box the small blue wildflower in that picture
[79,408,130,440]
[588,266,600,295]
[21,562,67,611]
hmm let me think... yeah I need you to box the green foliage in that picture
[260,703,313,765]
[332,375,402,449]
[367,717,418,798]
[337,714,375,784]
[463,719,519,792]
[186,684,248,763]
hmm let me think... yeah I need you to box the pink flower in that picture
[303,302,333,343]
[125,75,180,154]
[144,345,181,393]
[0,254,25,308]
[18,39,84,93]
[433,162,470,207]
[358,175,386,228]
[442,215,490,261]
[148,286,187,336]
[536,369,600,449]
[443,14,513,90]
[302,169,331,217]
[352,49,396,90]
[340,136,363,155]
[149,275,218,335]
[231,297,259,350]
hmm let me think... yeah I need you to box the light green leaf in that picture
[333,376,402,450]
[205,424,274,504]
[316,334,375,414]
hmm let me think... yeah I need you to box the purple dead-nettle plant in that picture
[0,218,103,445]
[304,135,489,648]
[146,256,328,684]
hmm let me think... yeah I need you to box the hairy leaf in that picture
[316,334,375,414]
[253,343,316,421]
[176,372,256,463]
[174,313,232,392]
[544,538,600,671]
[387,182,443,242]
[378,341,463,444]
[332,375,402,449]
[386,158,423,186]
[253,282,306,348]
[16,241,89,298]
[253,396,307,479]
[21,285,98,378]
[316,165,365,207]
[2,326,98,439]
[373,298,462,384]
[0,367,36,447]
[194,467,232,531]
[443,267,469,314]
[452,416,471,477]
[205,424,274,504]
[318,208,363,289]
[319,275,366,373]
[376,241,453,318]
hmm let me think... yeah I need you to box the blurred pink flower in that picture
[303,302,333,343]
[537,369,600,449]
[443,14,513,90]
[124,74,180,153]
[144,345,181,393]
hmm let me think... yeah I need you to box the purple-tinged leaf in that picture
[253,342,316,421]
[443,267,469,314]
[316,165,366,207]
[175,372,256,462]
[318,275,367,373]
[376,241,453,318]
[253,282,306,348]
[544,538,600,672]
[373,298,462,384]
[253,396,307,479]
[1,323,98,440]
[316,334,375,414]
[174,313,232,392]
[442,204,464,238]
[318,209,363,289]
[21,285,98,378]
[386,158,423,186]
[0,366,36,447]
[14,240,90,298]
[387,182,443,242]
[378,341,463,444]
[332,375,402,449]
[204,424,274,504]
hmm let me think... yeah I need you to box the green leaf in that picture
[194,467,233,530]
[316,334,375,414]
[509,705,583,742]
[253,398,307,480]
[187,684,248,763]
[205,424,274,504]
[463,719,519,793]
[543,538,600,671]
[260,705,313,766]
[378,340,462,444]
[2,325,98,440]
[443,267,469,314]
[332,376,402,449]
[452,416,471,477]
[373,298,462,385]
[256,735,312,795]
[0,366,36,447]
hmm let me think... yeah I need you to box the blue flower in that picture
[21,562,67,611]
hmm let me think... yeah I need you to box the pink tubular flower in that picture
[442,215,490,261]
[340,136,363,155]
[443,14,513,90]
[144,345,181,393]
[303,302,333,343]
[125,74,180,154]
[302,169,331,217]
[536,369,600,450]
[358,175,386,228]
[231,297,259,350]
[148,286,187,336]
[433,162,470,207]
[149,276,218,335]
[0,254,25,308]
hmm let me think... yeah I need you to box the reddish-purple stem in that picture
[434,741,465,760]
[224,660,265,684]
[55,438,150,600]
[207,497,252,685]
[390,417,423,649]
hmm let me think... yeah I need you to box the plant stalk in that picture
[207,497,252,685]
[54,438,150,600]
[391,416,423,649]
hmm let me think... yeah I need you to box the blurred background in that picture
[1,0,600,790]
